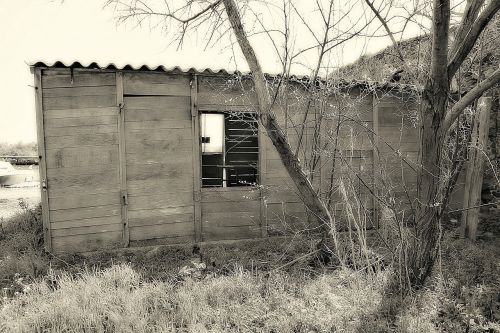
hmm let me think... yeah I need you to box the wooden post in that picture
[259,118,268,237]
[116,71,129,247]
[33,67,52,252]
[372,93,381,229]
[460,96,492,240]
[191,75,202,242]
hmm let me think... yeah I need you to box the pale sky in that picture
[0,0,427,144]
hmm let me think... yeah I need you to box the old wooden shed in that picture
[31,61,424,253]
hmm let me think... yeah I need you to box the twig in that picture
[447,201,500,213]
[271,249,320,272]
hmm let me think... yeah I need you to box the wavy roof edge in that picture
[31,61,238,76]
[30,61,418,91]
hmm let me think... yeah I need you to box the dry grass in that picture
[1,205,499,332]
[395,234,500,333]
[0,264,393,333]
[0,202,46,293]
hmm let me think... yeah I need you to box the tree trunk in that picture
[407,0,450,289]
[222,0,333,237]
[409,82,449,287]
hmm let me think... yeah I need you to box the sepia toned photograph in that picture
[0,0,499,331]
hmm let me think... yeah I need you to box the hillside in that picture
[340,17,500,91]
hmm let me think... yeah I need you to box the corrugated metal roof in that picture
[31,60,242,75]
[30,60,417,91]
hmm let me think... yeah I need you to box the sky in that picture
[0,0,427,144]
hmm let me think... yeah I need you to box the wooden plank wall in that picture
[263,97,311,234]
[320,90,375,229]
[200,188,262,240]
[375,94,419,214]
[123,72,195,244]
[40,69,428,251]
[259,84,422,233]
[263,85,377,233]
[197,76,262,240]
[34,69,52,251]
[41,69,122,252]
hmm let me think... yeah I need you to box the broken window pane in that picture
[201,113,224,153]
[200,112,258,188]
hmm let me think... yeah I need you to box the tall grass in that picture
[0,196,498,332]
[0,202,47,290]
[2,238,498,332]
[394,232,500,333]
[0,264,393,333]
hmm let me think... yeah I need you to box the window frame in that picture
[199,110,260,190]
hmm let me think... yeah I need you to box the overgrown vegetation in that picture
[0,204,498,332]
[0,202,46,297]
[0,264,391,332]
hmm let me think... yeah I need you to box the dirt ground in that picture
[0,166,40,219]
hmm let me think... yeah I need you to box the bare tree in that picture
[106,0,500,289]
[402,0,500,287]
[346,0,500,287]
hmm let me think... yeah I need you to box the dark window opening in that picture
[201,112,258,187]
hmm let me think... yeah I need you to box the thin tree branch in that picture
[449,0,485,56]
[443,67,500,131]
[222,0,334,232]
[363,0,419,85]
[295,0,335,157]
[448,0,500,79]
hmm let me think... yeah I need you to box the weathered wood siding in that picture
[263,87,377,232]
[38,67,431,252]
[320,91,375,228]
[41,69,122,252]
[197,76,262,240]
[200,188,262,240]
[376,94,419,214]
[123,73,195,245]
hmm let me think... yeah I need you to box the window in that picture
[200,112,259,187]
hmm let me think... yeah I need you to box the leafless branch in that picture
[443,66,500,130]
[363,0,420,85]
[448,0,500,79]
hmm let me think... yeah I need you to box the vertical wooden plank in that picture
[191,75,202,242]
[372,93,380,228]
[460,96,492,240]
[34,67,52,252]
[116,71,129,247]
[259,119,268,237]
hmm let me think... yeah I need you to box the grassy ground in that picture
[0,204,499,332]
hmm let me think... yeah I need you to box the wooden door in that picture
[122,72,196,245]
[40,69,123,252]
